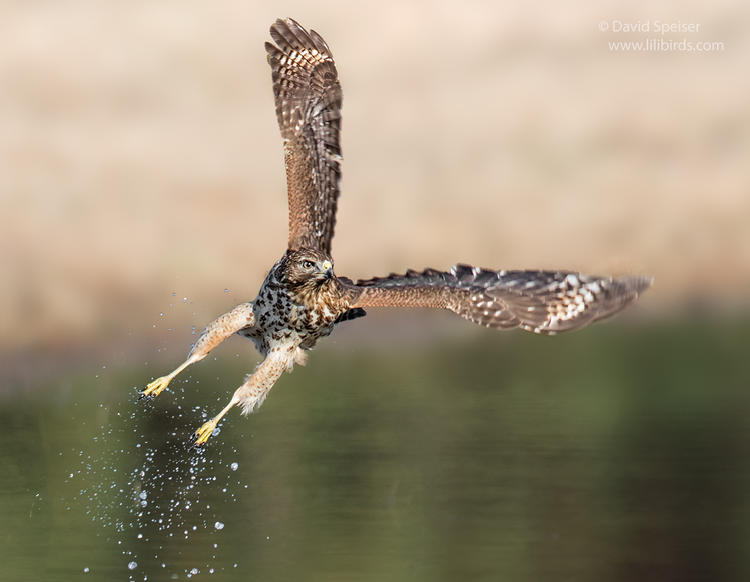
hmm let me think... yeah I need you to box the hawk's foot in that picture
[191,418,219,447]
[141,358,198,400]
[190,397,239,446]
[141,374,173,399]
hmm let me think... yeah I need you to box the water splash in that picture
[63,384,250,579]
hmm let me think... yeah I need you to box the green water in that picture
[2,319,750,581]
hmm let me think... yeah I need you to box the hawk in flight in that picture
[142,18,651,445]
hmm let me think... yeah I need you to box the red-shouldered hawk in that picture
[142,18,651,446]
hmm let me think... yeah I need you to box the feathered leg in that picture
[142,302,255,399]
[191,352,289,446]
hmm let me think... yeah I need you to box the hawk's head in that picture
[276,248,336,296]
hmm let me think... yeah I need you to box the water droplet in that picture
[127,561,137,570]
[139,491,147,500]
[83,567,90,573]
[230,462,238,471]
[214,521,224,530]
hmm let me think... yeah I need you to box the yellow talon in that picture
[141,359,194,399]
[142,375,172,399]
[192,419,218,446]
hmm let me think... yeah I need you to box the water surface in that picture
[2,320,749,581]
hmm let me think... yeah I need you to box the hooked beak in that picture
[319,260,333,280]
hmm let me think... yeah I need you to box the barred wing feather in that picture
[344,265,652,334]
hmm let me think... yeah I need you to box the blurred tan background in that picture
[1,0,749,359]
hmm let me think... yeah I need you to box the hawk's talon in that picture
[142,375,173,399]
[192,419,219,447]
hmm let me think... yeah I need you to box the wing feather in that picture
[342,265,652,334]
[265,18,342,254]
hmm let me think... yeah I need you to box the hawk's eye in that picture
[302,260,315,270]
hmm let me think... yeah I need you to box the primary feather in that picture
[344,265,652,334]
[265,18,343,255]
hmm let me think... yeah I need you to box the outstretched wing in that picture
[265,18,342,255]
[342,265,652,334]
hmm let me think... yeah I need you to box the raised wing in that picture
[265,18,343,255]
[342,265,652,334]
